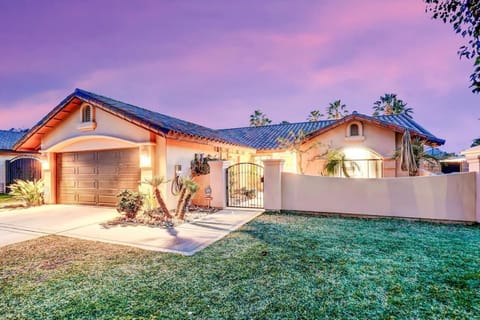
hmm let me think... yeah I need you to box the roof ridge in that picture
[75,88,221,132]
[218,119,335,131]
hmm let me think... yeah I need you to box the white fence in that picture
[280,172,478,222]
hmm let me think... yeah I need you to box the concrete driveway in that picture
[0,205,262,255]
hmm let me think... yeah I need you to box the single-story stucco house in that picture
[0,130,41,193]
[14,89,444,208]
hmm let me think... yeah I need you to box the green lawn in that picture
[0,193,14,203]
[1,212,479,319]
[0,194,23,209]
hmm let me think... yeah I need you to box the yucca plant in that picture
[8,179,44,207]
[143,176,172,219]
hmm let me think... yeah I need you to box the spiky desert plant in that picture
[178,179,200,220]
[143,176,172,219]
[322,150,359,178]
[8,179,44,207]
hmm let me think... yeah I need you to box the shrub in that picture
[116,190,144,219]
[191,153,216,176]
[8,179,44,207]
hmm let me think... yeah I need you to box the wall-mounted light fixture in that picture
[140,145,152,168]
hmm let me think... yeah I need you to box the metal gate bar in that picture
[226,162,264,208]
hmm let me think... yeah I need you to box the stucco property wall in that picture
[281,172,477,222]
[164,139,254,209]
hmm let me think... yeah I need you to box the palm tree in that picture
[307,110,324,122]
[471,138,480,147]
[322,150,359,177]
[143,176,172,219]
[249,109,272,127]
[373,93,413,117]
[326,100,348,120]
[178,179,200,220]
[393,138,438,176]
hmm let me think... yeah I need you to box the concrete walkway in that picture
[0,205,263,255]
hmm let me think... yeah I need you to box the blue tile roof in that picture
[218,121,335,150]
[0,130,26,150]
[218,113,445,150]
[74,89,234,144]
[15,88,445,151]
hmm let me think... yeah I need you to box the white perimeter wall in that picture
[281,172,477,222]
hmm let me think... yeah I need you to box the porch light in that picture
[140,145,152,168]
[41,159,50,170]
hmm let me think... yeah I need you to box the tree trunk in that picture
[154,187,172,219]
[175,185,187,216]
[178,192,192,220]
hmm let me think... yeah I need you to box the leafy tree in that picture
[326,100,349,119]
[307,110,324,122]
[249,109,272,127]
[471,137,480,146]
[372,93,414,117]
[425,0,480,93]
[277,130,325,174]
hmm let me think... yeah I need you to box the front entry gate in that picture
[226,163,264,208]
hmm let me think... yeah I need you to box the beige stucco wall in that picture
[163,139,254,209]
[0,155,12,193]
[259,121,398,176]
[42,106,151,150]
[281,172,477,222]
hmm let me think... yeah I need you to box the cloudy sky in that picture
[0,0,477,152]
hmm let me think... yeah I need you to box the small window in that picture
[350,123,359,136]
[82,105,92,123]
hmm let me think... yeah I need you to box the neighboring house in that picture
[15,89,444,208]
[0,130,41,193]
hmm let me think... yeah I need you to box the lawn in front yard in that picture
[1,212,479,319]
[0,194,22,209]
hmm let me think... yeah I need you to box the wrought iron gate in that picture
[5,157,42,187]
[226,163,264,208]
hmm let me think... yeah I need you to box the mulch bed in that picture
[102,205,220,229]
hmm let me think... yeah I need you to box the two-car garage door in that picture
[56,148,140,206]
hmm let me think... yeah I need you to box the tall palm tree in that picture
[373,93,413,117]
[326,100,348,120]
[307,110,324,122]
[471,138,480,147]
[393,138,438,176]
[249,109,272,127]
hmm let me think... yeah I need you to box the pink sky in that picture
[0,0,477,152]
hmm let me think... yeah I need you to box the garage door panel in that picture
[57,148,140,206]
[98,195,118,206]
[76,152,97,162]
[78,194,97,204]
[97,165,118,175]
[77,180,97,189]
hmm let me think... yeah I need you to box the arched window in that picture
[82,105,92,123]
[350,123,359,136]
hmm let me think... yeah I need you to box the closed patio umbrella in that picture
[400,129,417,176]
